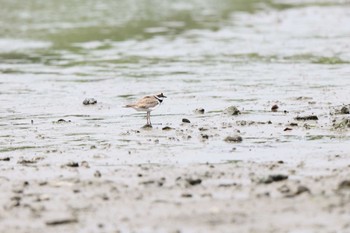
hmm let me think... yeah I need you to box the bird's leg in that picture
[146,112,151,125]
[148,112,152,126]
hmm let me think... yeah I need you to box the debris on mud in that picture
[224,135,243,143]
[56,119,71,123]
[260,174,288,184]
[333,118,350,129]
[224,106,241,115]
[0,157,10,161]
[162,126,173,131]
[64,162,79,168]
[285,186,311,198]
[194,108,205,114]
[83,98,97,105]
[46,218,78,226]
[295,115,318,121]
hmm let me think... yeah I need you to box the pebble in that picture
[194,108,205,114]
[65,162,79,168]
[46,218,78,226]
[83,98,97,105]
[186,178,202,186]
[224,106,240,115]
[338,180,350,190]
[224,136,243,143]
[339,105,350,114]
[182,118,191,123]
[271,105,279,112]
[261,174,288,184]
[162,126,173,131]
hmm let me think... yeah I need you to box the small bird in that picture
[124,93,167,126]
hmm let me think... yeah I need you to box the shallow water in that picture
[0,0,350,166]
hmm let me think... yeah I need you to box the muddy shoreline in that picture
[1,159,349,233]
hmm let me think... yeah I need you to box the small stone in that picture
[338,180,350,190]
[162,126,173,131]
[0,157,10,161]
[83,98,97,105]
[194,108,205,114]
[56,119,71,123]
[224,106,240,115]
[182,118,191,123]
[295,115,318,121]
[295,185,310,195]
[65,162,79,168]
[201,134,209,139]
[186,178,202,186]
[271,105,279,112]
[261,174,288,184]
[290,123,298,126]
[46,218,78,226]
[181,193,192,198]
[340,106,350,114]
[284,127,292,131]
[224,136,243,143]
[94,170,102,178]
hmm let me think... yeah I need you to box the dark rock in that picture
[194,108,205,114]
[201,134,209,139]
[295,115,318,121]
[261,174,288,184]
[182,118,191,123]
[224,106,240,115]
[0,157,10,161]
[340,106,350,114]
[224,136,243,143]
[83,98,97,105]
[338,180,350,190]
[162,126,173,131]
[65,162,79,168]
[290,123,298,126]
[186,178,202,186]
[271,105,279,112]
[284,127,292,131]
[46,218,78,226]
[57,119,71,123]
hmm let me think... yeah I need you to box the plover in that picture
[124,93,167,126]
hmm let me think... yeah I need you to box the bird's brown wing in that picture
[134,96,159,109]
